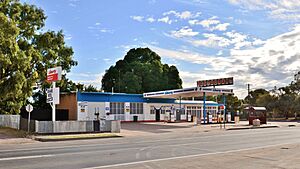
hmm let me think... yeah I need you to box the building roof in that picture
[244,107,267,111]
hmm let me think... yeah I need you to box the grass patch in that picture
[0,127,28,138]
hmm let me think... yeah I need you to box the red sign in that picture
[47,67,62,82]
[47,74,59,81]
[197,77,233,87]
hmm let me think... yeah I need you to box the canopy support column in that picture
[223,94,226,128]
[203,92,206,124]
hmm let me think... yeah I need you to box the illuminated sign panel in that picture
[197,77,234,87]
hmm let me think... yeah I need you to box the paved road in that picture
[1,127,300,169]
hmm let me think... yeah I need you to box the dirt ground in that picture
[0,127,35,144]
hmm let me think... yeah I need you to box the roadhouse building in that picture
[58,87,233,123]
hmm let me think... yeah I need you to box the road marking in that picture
[82,142,299,169]
[0,154,54,161]
[51,141,211,157]
[0,127,294,154]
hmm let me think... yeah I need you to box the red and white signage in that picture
[47,67,62,82]
[197,77,234,87]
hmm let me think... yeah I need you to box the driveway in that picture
[120,122,223,137]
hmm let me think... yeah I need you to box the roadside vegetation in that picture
[0,127,28,138]
[244,78,300,119]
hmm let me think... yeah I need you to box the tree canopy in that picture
[101,48,182,93]
[0,0,77,114]
[246,77,300,119]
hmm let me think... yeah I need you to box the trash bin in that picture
[133,115,138,122]
[253,119,260,127]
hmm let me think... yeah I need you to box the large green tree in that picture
[244,88,269,105]
[0,0,77,114]
[101,48,182,93]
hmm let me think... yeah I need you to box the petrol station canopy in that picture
[143,87,233,99]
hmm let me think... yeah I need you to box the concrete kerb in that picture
[226,125,279,131]
[34,133,122,142]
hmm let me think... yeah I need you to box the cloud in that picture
[228,0,300,20]
[146,17,156,23]
[190,33,231,48]
[67,72,104,89]
[193,16,220,27]
[68,0,79,7]
[131,10,200,25]
[158,16,172,24]
[189,16,230,31]
[216,50,223,56]
[69,3,76,7]
[214,23,230,31]
[130,16,144,22]
[150,45,232,67]
[150,24,300,98]
[65,34,72,40]
[180,30,264,49]
[99,28,114,33]
[170,26,199,38]
[163,10,201,20]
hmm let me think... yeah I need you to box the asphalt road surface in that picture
[1,127,300,169]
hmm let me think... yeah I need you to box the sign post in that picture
[26,104,33,132]
[47,66,62,121]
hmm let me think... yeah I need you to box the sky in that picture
[23,0,300,98]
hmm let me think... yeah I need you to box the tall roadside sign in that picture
[197,77,234,88]
[47,66,62,121]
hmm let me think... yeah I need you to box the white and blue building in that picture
[59,87,233,123]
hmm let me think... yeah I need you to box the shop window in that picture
[130,103,143,114]
[161,106,165,114]
[110,102,124,114]
[150,106,155,114]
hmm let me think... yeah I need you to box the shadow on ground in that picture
[121,122,193,134]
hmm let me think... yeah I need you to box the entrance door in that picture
[155,109,160,121]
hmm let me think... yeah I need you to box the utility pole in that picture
[247,84,251,96]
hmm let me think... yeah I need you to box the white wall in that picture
[77,101,218,122]
[77,102,105,121]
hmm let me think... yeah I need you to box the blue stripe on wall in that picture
[77,92,220,106]
[77,92,176,103]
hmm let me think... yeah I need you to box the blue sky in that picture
[24,0,300,98]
